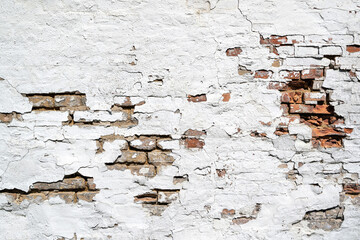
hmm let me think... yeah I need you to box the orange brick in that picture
[346,45,360,53]
[312,128,346,137]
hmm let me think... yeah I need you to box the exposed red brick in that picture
[222,93,231,102]
[281,92,303,103]
[312,128,345,137]
[280,104,290,115]
[344,128,353,134]
[267,82,287,90]
[250,131,267,137]
[303,92,326,104]
[274,126,289,136]
[254,70,272,79]
[344,183,360,195]
[314,138,342,148]
[185,138,205,148]
[280,70,301,80]
[232,217,253,225]
[268,45,279,55]
[226,47,242,56]
[289,104,332,114]
[259,121,271,126]
[260,35,288,45]
[216,169,226,177]
[346,45,360,53]
[221,209,235,217]
[184,129,206,137]
[187,94,207,102]
[301,68,324,79]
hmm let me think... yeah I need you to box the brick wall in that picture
[0,0,360,239]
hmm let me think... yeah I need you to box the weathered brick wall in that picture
[0,0,360,239]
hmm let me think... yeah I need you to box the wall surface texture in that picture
[1,0,360,239]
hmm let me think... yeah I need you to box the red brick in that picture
[221,209,235,217]
[185,138,205,148]
[216,169,226,177]
[301,69,324,79]
[280,104,289,115]
[314,138,342,148]
[250,131,267,137]
[260,35,287,45]
[312,127,346,137]
[226,47,242,56]
[346,45,360,53]
[184,129,206,137]
[279,70,300,80]
[281,92,303,103]
[254,70,272,79]
[344,183,360,195]
[274,126,289,136]
[303,92,326,104]
[187,94,207,102]
[344,128,353,134]
[222,93,231,102]
[267,82,287,90]
[289,104,332,114]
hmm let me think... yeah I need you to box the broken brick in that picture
[312,128,346,138]
[184,138,205,149]
[129,137,156,151]
[301,69,324,79]
[148,151,175,166]
[346,45,360,53]
[281,92,303,103]
[254,70,272,79]
[222,93,231,102]
[117,150,147,164]
[289,104,332,114]
[187,94,207,102]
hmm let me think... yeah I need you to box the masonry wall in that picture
[0,1,360,239]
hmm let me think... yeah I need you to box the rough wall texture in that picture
[1,0,360,239]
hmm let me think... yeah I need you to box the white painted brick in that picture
[295,46,319,56]
[320,46,343,55]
